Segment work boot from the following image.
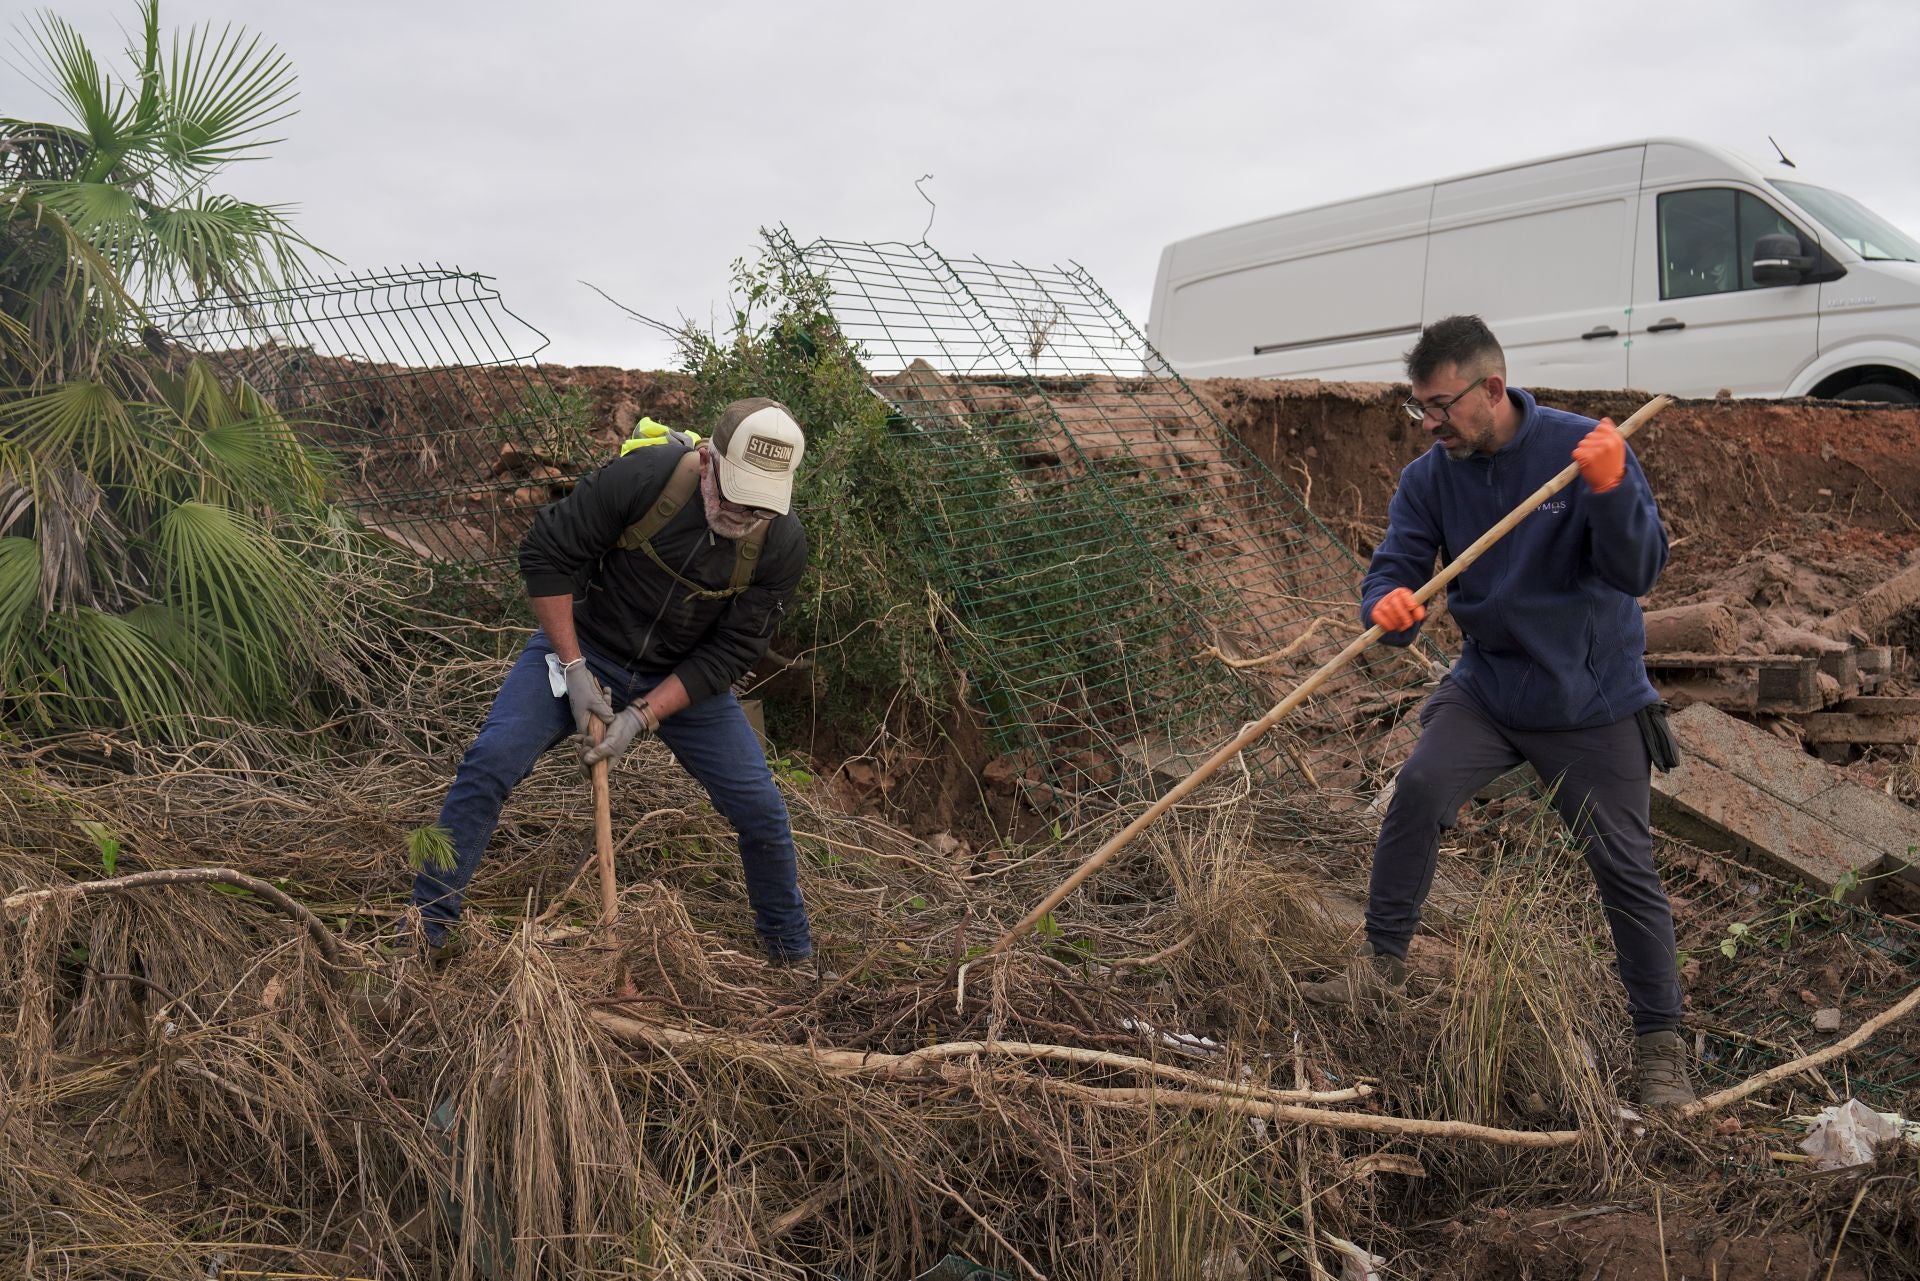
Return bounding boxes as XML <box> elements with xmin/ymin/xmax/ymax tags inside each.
<box><xmin>767</xmin><ymin>951</ymin><xmax>840</xmax><ymax>985</ymax></box>
<box><xmin>1299</xmin><ymin>941</ymin><xmax>1407</xmax><ymax>1009</ymax></box>
<box><xmin>1634</xmin><ymin>1029</ymin><xmax>1698</xmax><ymax>1108</ymax></box>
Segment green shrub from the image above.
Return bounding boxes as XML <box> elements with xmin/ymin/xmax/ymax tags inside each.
<box><xmin>672</xmin><ymin>238</ymin><xmax>951</xmax><ymax>735</ymax></box>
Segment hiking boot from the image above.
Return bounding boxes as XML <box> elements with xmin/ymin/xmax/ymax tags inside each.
<box><xmin>1634</xmin><ymin>1029</ymin><xmax>1697</xmax><ymax>1108</ymax></box>
<box><xmin>767</xmin><ymin>951</ymin><xmax>839</xmax><ymax>985</ymax></box>
<box><xmin>1299</xmin><ymin>941</ymin><xmax>1407</xmax><ymax>1009</ymax></box>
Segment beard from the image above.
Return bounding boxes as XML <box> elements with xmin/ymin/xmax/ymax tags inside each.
<box><xmin>700</xmin><ymin>461</ymin><xmax>771</xmax><ymax>540</ymax></box>
<box><xmin>1438</xmin><ymin>419</ymin><xmax>1495</xmax><ymax>462</ymax></box>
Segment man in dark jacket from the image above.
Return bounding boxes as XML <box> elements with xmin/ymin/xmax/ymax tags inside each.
<box><xmin>1299</xmin><ymin>316</ymin><xmax>1695</xmax><ymax>1107</ymax></box>
<box><xmin>408</xmin><ymin>398</ymin><xmax>815</xmax><ymax>964</ymax></box>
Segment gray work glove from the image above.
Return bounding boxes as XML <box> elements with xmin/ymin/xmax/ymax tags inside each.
<box><xmin>561</xmin><ymin>658</ymin><xmax>614</xmax><ymax>736</ymax></box>
<box><xmin>579</xmin><ymin>703</ymin><xmax>658</xmax><ymax>767</ymax></box>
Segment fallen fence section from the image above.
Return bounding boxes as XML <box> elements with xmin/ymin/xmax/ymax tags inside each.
<box><xmin>149</xmin><ymin>265</ymin><xmax>581</xmax><ymax>563</ymax></box>
<box><xmin>784</xmin><ymin>233</ymin><xmax>1437</xmax><ymax>813</ymax></box>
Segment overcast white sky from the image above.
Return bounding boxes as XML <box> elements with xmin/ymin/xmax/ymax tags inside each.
<box><xmin>12</xmin><ymin>0</ymin><xmax>1920</xmax><ymax>370</ymax></box>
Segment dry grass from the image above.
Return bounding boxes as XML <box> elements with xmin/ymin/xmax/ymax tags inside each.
<box><xmin>1</xmin><ymin>634</ymin><xmax>1910</xmax><ymax>1278</ymax></box>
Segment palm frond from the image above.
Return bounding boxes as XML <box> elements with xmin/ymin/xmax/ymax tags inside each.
<box><xmin>0</xmin><ymin>377</ymin><xmax>151</xmax><ymax>476</ymax></box>
<box><xmin>15</xmin><ymin>8</ymin><xmax>130</xmax><ymax>158</ymax></box>
<box><xmin>0</xmin><ymin>193</ymin><xmax>139</xmax><ymax>357</ymax></box>
<box><xmin>0</xmin><ymin>536</ymin><xmax>58</xmax><ymax>725</ymax></box>
<box><xmin>161</xmin><ymin>15</ymin><xmax>297</xmax><ymax>168</ymax></box>
<box><xmin>138</xmin><ymin>191</ymin><xmax>314</xmax><ymax>298</ymax></box>
<box><xmin>0</xmin><ymin>118</ymin><xmax>95</xmax><ymax>183</ymax></box>
<box><xmin>152</xmin><ymin>498</ymin><xmax>318</xmax><ymax>705</ymax></box>
<box><xmin>44</xmin><ymin>601</ymin><xmax>196</xmax><ymax>728</ymax></box>
<box><xmin>0</xmin><ymin>534</ymin><xmax>44</xmax><ymax>633</ymax></box>
<box><xmin>17</xmin><ymin>179</ymin><xmax>150</xmax><ymax>291</ymax></box>
<box><xmin>184</xmin><ymin>409</ymin><xmax>323</xmax><ymax>509</ymax></box>
<box><xmin>126</xmin><ymin>0</ymin><xmax>165</xmax><ymax>142</ymax></box>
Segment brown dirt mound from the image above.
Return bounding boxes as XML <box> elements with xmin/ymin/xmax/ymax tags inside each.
<box><xmin>1202</xmin><ymin>379</ymin><xmax>1920</xmax><ymax>605</ymax></box>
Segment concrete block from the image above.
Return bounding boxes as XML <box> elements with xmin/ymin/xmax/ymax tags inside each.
<box><xmin>1652</xmin><ymin>756</ymin><xmax>1870</xmax><ymax>894</ymax></box>
<box><xmin>1652</xmin><ymin>703</ymin><xmax>1920</xmax><ymax>904</ymax></box>
<box><xmin>1665</xmin><ymin>703</ymin><xmax>1833</xmax><ymax>804</ymax></box>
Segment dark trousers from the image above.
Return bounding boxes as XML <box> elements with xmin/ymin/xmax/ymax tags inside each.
<box><xmin>1364</xmin><ymin>678</ymin><xmax>1684</xmax><ymax>1035</ymax></box>
<box><xmin>408</xmin><ymin>631</ymin><xmax>812</xmax><ymax>961</ymax></box>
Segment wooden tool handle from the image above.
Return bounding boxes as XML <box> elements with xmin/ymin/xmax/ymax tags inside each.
<box><xmin>590</xmin><ymin>719</ymin><xmax>617</xmax><ymax>925</ymax></box>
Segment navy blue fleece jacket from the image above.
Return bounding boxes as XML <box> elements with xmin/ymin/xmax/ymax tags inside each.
<box><xmin>1361</xmin><ymin>387</ymin><xmax>1666</xmax><ymax>731</ymax></box>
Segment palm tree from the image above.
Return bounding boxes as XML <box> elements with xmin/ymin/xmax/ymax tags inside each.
<box><xmin>0</xmin><ymin>1</ymin><xmax>377</xmax><ymax>735</ymax></box>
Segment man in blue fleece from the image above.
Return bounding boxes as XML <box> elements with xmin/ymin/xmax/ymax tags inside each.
<box><xmin>1299</xmin><ymin>315</ymin><xmax>1694</xmax><ymax>1107</ymax></box>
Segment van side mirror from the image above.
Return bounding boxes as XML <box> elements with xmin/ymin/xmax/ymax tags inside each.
<box><xmin>1752</xmin><ymin>232</ymin><xmax>1816</xmax><ymax>285</ymax></box>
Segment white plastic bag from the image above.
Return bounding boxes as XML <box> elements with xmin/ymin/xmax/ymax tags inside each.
<box><xmin>1798</xmin><ymin>1098</ymin><xmax>1906</xmax><ymax>1170</ymax></box>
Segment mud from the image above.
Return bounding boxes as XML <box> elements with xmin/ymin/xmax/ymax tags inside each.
<box><xmin>1433</xmin><ymin>1204</ymin><xmax>1869</xmax><ymax>1280</ymax></box>
<box><xmin>1202</xmin><ymin>379</ymin><xmax>1920</xmax><ymax>609</ymax></box>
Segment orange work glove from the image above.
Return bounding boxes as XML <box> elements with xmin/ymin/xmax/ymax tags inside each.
<box><xmin>1371</xmin><ymin>586</ymin><xmax>1426</xmax><ymax>632</ymax></box>
<box><xmin>1572</xmin><ymin>419</ymin><xmax>1626</xmax><ymax>494</ymax></box>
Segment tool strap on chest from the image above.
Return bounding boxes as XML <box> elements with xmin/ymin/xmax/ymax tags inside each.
<box><xmin>614</xmin><ymin>449</ymin><xmax>763</xmax><ymax>599</ymax></box>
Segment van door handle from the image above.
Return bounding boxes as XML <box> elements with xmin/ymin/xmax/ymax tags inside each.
<box><xmin>1581</xmin><ymin>326</ymin><xmax>1618</xmax><ymax>340</ymax></box>
<box><xmin>1645</xmin><ymin>319</ymin><xmax>1687</xmax><ymax>333</ymax></box>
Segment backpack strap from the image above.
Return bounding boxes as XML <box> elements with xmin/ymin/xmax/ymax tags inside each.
<box><xmin>616</xmin><ymin>449</ymin><xmax>702</xmax><ymax>552</ymax></box>
<box><xmin>614</xmin><ymin>448</ymin><xmax>767</xmax><ymax>599</ymax></box>
<box><xmin>730</xmin><ymin>523</ymin><xmax>766</xmax><ymax>594</ymax></box>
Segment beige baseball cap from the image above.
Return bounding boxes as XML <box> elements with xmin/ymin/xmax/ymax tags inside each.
<box><xmin>710</xmin><ymin>398</ymin><xmax>806</xmax><ymax>515</ymax></box>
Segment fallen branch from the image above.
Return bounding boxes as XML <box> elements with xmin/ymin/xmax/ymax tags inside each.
<box><xmin>3</xmin><ymin>868</ymin><xmax>345</xmax><ymax>968</ymax></box>
<box><xmin>593</xmin><ymin>1010</ymin><xmax>1368</xmax><ymax>1104</ymax></box>
<box><xmin>1033</xmin><ymin>1078</ymin><xmax>1581</xmax><ymax>1148</ymax></box>
<box><xmin>1204</xmin><ymin>617</ymin><xmax>1338</xmax><ymax>669</ymax></box>
<box><xmin>594</xmin><ymin>1011</ymin><xmax>1580</xmax><ymax>1147</ymax></box>
<box><xmin>1683</xmin><ymin>982</ymin><xmax>1920</xmax><ymax>1118</ymax></box>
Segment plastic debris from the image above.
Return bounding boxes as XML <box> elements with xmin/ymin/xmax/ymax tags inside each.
<box><xmin>1321</xmin><ymin>1232</ymin><xmax>1387</xmax><ymax>1281</ymax></box>
<box><xmin>1796</xmin><ymin>1098</ymin><xmax>1920</xmax><ymax>1170</ymax></box>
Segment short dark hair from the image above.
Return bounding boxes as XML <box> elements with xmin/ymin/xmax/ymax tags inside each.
<box><xmin>1405</xmin><ymin>314</ymin><xmax>1506</xmax><ymax>385</ymax></box>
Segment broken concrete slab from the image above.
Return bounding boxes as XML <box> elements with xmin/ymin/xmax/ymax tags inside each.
<box><xmin>1661</xmin><ymin>702</ymin><xmax>1836</xmax><ymax>804</ymax></box>
<box><xmin>1651</xmin><ymin>703</ymin><xmax>1920</xmax><ymax>904</ymax></box>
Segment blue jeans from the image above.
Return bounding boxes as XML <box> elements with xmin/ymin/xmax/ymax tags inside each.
<box><xmin>409</xmin><ymin>631</ymin><xmax>812</xmax><ymax>960</ymax></box>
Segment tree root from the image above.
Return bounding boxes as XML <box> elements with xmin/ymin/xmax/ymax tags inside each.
<box><xmin>1682</xmin><ymin>982</ymin><xmax>1920</xmax><ymax>1118</ymax></box>
<box><xmin>593</xmin><ymin>1009</ymin><xmax>1585</xmax><ymax>1147</ymax></box>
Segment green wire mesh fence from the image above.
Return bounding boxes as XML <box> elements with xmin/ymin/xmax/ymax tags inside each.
<box><xmin>783</xmin><ymin>233</ymin><xmax>1438</xmax><ymax>812</ymax></box>
<box><xmin>1668</xmin><ymin>856</ymin><xmax>1920</xmax><ymax>1111</ymax></box>
<box><xmin>148</xmin><ymin>265</ymin><xmax>584</xmax><ymax>562</ymax></box>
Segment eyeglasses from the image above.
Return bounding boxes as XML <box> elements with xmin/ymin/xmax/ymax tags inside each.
<box><xmin>1402</xmin><ymin>376</ymin><xmax>1487</xmax><ymax>425</ymax></box>
<box><xmin>720</xmin><ymin>499</ymin><xmax>780</xmax><ymax>522</ymax></box>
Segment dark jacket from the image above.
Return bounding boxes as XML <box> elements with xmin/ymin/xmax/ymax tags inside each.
<box><xmin>519</xmin><ymin>445</ymin><xmax>807</xmax><ymax>705</ymax></box>
<box><xmin>1361</xmin><ymin>387</ymin><xmax>1666</xmax><ymax>731</ymax></box>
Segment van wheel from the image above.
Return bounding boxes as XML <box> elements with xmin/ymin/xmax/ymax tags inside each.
<box><xmin>1834</xmin><ymin>382</ymin><xmax>1919</xmax><ymax>405</ymax></box>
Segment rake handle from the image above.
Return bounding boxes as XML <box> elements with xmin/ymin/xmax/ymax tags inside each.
<box><xmin>988</xmin><ymin>394</ymin><xmax>1673</xmax><ymax>957</ymax></box>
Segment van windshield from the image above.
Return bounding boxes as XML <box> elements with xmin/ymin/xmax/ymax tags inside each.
<box><xmin>1774</xmin><ymin>181</ymin><xmax>1920</xmax><ymax>262</ymax></box>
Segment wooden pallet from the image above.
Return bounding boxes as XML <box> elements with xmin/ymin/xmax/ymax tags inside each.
<box><xmin>1645</xmin><ymin>645</ymin><xmax>1897</xmax><ymax>716</ymax></box>
<box><xmin>1647</xmin><ymin>646</ymin><xmax>1914</xmax><ymax>758</ymax></box>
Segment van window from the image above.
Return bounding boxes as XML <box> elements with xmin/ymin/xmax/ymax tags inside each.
<box><xmin>1772</xmin><ymin>180</ymin><xmax>1920</xmax><ymax>262</ymax></box>
<box><xmin>1657</xmin><ymin>189</ymin><xmax>1803</xmax><ymax>299</ymax></box>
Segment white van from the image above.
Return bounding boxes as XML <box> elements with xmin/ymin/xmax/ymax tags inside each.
<box><xmin>1146</xmin><ymin>139</ymin><xmax>1920</xmax><ymax>403</ymax></box>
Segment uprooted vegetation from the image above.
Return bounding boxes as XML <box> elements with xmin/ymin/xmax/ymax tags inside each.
<box><xmin>7</xmin><ymin>195</ymin><xmax>1920</xmax><ymax>1275</ymax></box>
<box><xmin>10</xmin><ymin>343</ymin><xmax>1920</xmax><ymax>1274</ymax></box>
<box><xmin>4</xmin><ymin>630</ymin><xmax>1919</xmax><ymax>1278</ymax></box>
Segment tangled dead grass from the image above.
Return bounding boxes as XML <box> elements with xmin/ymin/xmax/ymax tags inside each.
<box><xmin>2</xmin><ymin>635</ymin><xmax>1915</xmax><ymax>1278</ymax></box>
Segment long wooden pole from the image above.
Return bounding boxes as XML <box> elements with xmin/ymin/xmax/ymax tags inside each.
<box><xmin>988</xmin><ymin>394</ymin><xmax>1674</xmax><ymax>957</ymax></box>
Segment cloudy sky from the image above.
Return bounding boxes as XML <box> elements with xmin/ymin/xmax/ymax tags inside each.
<box><xmin>12</xmin><ymin>0</ymin><xmax>1920</xmax><ymax>370</ymax></box>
